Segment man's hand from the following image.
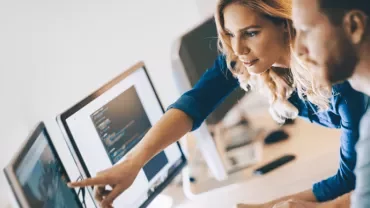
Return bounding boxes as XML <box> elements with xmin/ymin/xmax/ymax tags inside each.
<box><xmin>235</xmin><ymin>199</ymin><xmax>318</xmax><ymax>208</ymax></box>
<box><xmin>272</xmin><ymin>199</ymin><xmax>318</xmax><ymax>208</ymax></box>
<box><xmin>235</xmin><ymin>203</ymin><xmax>267</xmax><ymax>208</ymax></box>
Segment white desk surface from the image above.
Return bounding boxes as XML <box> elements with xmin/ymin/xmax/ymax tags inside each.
<box><xmin>174</xmin><ymin>114</ymin><xmax>341</xmax><ymax>208</ymax></box>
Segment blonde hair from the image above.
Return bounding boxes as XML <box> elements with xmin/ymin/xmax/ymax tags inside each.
<box><xmin>215</xmin><ymin>0</ymin><xmax>331</xmax><ymax>123</ymax></box>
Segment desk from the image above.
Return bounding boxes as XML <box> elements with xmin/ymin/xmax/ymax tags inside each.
<box><xmin>171</xmin><ymin>113</ymin><xmax>341</xmax><ymax>208</ymax></box>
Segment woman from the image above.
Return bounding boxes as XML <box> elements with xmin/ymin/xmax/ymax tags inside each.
<box><xmin>68</xmin><ymin>0</ymin><xmax>367</xmax><ymax>207</ymax></box>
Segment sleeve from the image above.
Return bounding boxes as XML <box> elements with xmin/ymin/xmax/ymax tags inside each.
<box><xmin>312</xmin><ymin>82</ymin><xmax>367</xmax><ymax>202</ymax></box>
<box><xmin>167</xmin><ymin>55</ymin><xmax>239</xmax><ymax>131</ymax></box>
<box><xmin>351</xmin><ymin>106</ymin><xmax>370</xmax><ymax>208</ymax></box>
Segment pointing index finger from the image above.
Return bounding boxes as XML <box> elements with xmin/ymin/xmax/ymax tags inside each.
<box><xmin>68</xmin><ymin>176</ymin><xmax>109</xmax><ymax>188</ymax></box>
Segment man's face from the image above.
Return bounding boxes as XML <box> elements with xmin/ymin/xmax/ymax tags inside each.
<box><xmin>292</xmin><ymin>0</ymin><xmax>357</xmax><ymax>84</ymax></box>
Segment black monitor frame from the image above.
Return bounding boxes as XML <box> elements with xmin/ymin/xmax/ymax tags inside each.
<box><xmin>57</xmin><ymin>61</ymin><xmax>187</xmax><ymax>208</ymax></box>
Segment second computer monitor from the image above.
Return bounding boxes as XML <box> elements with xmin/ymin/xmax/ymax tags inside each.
<box><xmin>177</xmin><ymin>17</ymin><xmax>245</xmax><ymax>125</ymax></box>
<box><xmin>4</xmin><ymin>122</ymin><xmax>83</xmax><ymax>208</ymax></box>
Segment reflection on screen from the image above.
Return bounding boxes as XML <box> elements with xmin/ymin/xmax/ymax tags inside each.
<box><xmin>15</xmin><ymin>131</ymin><xmax>81</xmax><ymax>208</ymax></box>
<box><xmin>91</xmin><ymin>86</ymin><xmax>152</xmax><ymax>164</ymax></box>
<box><xmin>90</xmin><ymin>86</ymin><xmax>169</xmax><ymax>181</ymax></box>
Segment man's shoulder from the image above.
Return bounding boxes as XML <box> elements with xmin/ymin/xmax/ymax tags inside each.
<box><xmin>332</xmin><ymin>81</ymin><xmax>354</xmax><ymax>94</ymax></box>
<box><xmin>331</xmin><ymin>81</ymin><xmax>366</xmax><ymax>107</ymax></box>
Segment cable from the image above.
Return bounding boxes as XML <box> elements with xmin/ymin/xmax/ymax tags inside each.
<box><xmin>75</xmin><ymin>176</ymin><xmax>87</xmax><ymax>208</ymax></box>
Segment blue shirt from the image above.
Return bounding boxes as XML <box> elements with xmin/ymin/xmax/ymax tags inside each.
<box><xmin>167</xmin><ymin>55</ymin><xmax>367</xmax><ymax>202</ymax></box>
<box><xmin>352</xmin><ymin>104</ymin><xmax>370</xmax><ymax>208</ymax></box>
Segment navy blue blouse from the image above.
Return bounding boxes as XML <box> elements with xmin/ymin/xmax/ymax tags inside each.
<box><xmin>168</xmin><ymin>55</ymin><xmax>368</xmax><ymax>202</ymax></box>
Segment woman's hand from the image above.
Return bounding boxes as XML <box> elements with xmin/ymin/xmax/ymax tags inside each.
<box><xmin>68</xmin><ymin>158</ymin><xmax>141</xmax><ymax>208</ymax></box>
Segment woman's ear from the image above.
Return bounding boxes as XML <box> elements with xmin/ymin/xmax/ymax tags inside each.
<box><xmin>343</xmin><ymin>10</ymin><xmax>368</xmax><ymax>44</ymax></box>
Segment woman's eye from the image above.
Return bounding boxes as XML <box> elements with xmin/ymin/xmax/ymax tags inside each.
<box><xmin>244</xmin><ymin>31</ymin><xmax>259</xmax><ymax>37</ymax></box>
<box><xmin>225</xmin><ymin>32</ymin><xmax>234</xmax><ymax>38</ymax></box>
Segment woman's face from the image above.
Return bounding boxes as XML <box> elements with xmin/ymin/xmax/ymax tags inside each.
<box><xmin>223</xmin><ymin>3</ymin><xmax>288</xmax><ymax>74</ymax></box>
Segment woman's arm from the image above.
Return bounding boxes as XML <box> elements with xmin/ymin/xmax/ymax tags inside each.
<box><xmin>69</xmin><ymin>55</ymin><xmax>240</xmax><ymax>207</ymax></box>
<box><xmin>168</xmin><ymin>55</ymin><xmax>240</xmax><ymax>131</ymax></box>
<box><xmin>129</xmin><ymin>108</ymin><xmax>193</xmax><ymax>167</ymax></box>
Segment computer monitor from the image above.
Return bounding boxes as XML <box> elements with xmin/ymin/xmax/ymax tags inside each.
<box><xmin>173</xmin><ymin>16</ymin><xmax>245</xmax><ymax>125</ymax></box>
<box><xmin>3</xmin><ymin>122</ymin><xmax>83</xmax><ymax>208</ymax></box>
<box><xmin>171</xmin><ymin>16</ymin><xmax>245</xmax><ymax>181</ymax></box>
<box><xmin>57</xmin><ymin>62</ymin><xmax>187</xmax><ymax>208</ymax></box>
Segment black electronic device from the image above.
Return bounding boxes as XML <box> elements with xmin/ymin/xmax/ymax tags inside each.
<box><xmin>264</xmin><ymin>129</ymin><xmax>289</xmax><ymax>145</ymax></box>
<box><xmin>253</xmin><ymin>154</ymin><xmax>296</xmax><ymax>175</ymax></box>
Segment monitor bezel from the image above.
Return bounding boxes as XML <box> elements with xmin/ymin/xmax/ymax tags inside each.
<box><xmin>3</xmin><ymin>122</ymin><xmax>83</xmax><ymax>208</ymax></box>
<box><xmin>57</xmin><ymin>61</ymin><xmax>187</xmax><ymax>208</ymax></box>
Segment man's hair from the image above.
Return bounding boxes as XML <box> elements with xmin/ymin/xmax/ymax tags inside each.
<box><xmin>319</xmin><ymin>0</ymin><xmax>370</xmax><ymax>25</ymax></box>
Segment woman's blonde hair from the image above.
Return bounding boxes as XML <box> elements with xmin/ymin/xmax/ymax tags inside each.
<box><xmin>215</xmin><ymin>0</ymin><xmax>331</xmax><ymax>123</ymax></box>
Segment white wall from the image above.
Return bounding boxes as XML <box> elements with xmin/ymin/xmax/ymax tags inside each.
<box><xmin>0</xmin><ymin>0</ymin><xmax>206</xmax><ymax>207</ymax></box>
<box><xmin>195</xmin><ymin>0</ymin><xmax>218</xmax><ymax>18</ymax></box>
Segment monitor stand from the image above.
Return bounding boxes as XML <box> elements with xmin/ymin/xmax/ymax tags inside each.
<box><xmin>147</xmin><ymin>194</ymin><xmax>174</xmax><ymax>208</ymax></box>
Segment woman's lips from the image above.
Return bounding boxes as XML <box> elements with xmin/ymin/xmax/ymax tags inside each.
<box><xmin>243</xmin><ymin>59</ymin><xmax>259</xmax><ymax>67</ymax></box>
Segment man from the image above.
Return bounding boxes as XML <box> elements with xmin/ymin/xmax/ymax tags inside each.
<box><xmin>292</xmin><ymin>0</ymin><xmax>370</xmax><ymax>207</ymax></box>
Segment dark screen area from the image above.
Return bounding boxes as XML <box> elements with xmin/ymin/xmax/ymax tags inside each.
<box><xmin>91</xmin><ymin>86</ymin><xmax>152</xmax><ymax>164</ymax></box>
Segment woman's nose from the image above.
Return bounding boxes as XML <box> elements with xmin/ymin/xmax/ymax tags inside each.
<box><xmin>234</xmin><ymin>38</ymin><xmax>250</xmax><ymax>56</ymax></box>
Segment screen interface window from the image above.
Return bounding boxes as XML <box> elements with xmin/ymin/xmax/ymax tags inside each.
<box><xmin>90</xmin><ymin>86</ymin><xmax>169</xmax><ymax>181</ymax></box>
<box><xmin>65</xmin><ymin>68</ymin><xmax>183</xmax><ymax>207</ymax></box>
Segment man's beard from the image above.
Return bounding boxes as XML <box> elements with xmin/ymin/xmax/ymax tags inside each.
<box><xmin>323</xmin><ymin>55</ymin><xmax>357</xmax><ymax>85</ymax></box>
<box><xmin>324</xmin><ymin>35</ymin><xmax>358</xmax><ymax>85</ymax></box>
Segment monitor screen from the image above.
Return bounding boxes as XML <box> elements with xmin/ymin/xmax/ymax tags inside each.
<box><xmin>58</xmin><ymin>62</ymin><xmax>186</xmax><ymax>208</ymax></box>
<box><xmin>178</xmin><ymin>17</ymin><xmax>245</xmax><ymax>125</ymax></box>
<box><xmin>4</xmin><ymin>123</ymin><xmax>83</xmax><ymax>208</ymax></box>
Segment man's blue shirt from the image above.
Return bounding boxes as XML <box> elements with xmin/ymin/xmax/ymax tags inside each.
<box><xmin>168</xmin><ymin>55</ymin><xmax>368</xmax><ymax>202</ymax></box>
